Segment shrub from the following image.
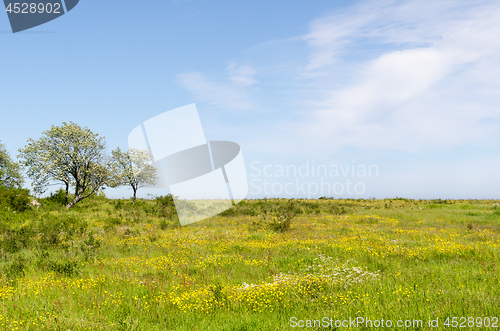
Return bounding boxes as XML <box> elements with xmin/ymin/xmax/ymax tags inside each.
<box><xmin>46</xmin><ymin>188</ymin><xmax>67</xmax><ymax>205</ymax></box>
<box><xmin>36</xmin><ymin>214</ymin><xmax>88</xmax><ymax>249</ymax></box>
<box><xmin>156</xmin><ymin>194</ymin><xmax>175</xmax><ymax>207</ymax></box>
<box><xmin>331</xmin><ymin>205</ymin><xmax>350</xmax><ymax>215</ymax></box>
<box><xmin>48</xmin><ymin>259</ymin><xmax>80</xmax><ymax>276</ymax></box>
<box><xmin>153</xmin><ymin>194</ymin><xmax>178</xmax><ymax>218</ymax></box>
<box><xmin>266</xmin><ymin>214</ymin><xmax>292</xmax><ymax>232</ymax></box>
<box><xmin>122</xmin><ymin>227</ymin><xmax>140</xmax><ymax>238</ymax></box>
<box><xmin>4</xmin><ymin>255</ymin><xmax>26</xmax><ymax>280</ymax></box>
<box><xmin>158</xmin><ymin>218</ymin><xmax>179</xmax><ymax>230</ymax></box>
<box><xmin>0</xmin><ymin>225</ymin><xmax>33</xmax><ymax>254</ymax></box>
<box><xmin>34</xmin><ymin>250</ymin><xmax>49</xmax><ymax>268</ymax></box>
<box><xmin>80</xmin><ymin>232</ymin><xmax>101</xmax><ymax>261</ymax></box>
<box><xmin>252</xmin><ymin>212</ymin><xmax>293</xmax><ymax>233</ymax></box>
<box><xmin>114</xmin><ymin>199</ymin><xmax>124</xmax><ymax>210</ymax></box>
<box><xmin>103</xmin><ymin>216</ymin><xmax>122</xmax><ymax>230</ymax></box>
<box><xmin>0</xmin><ymin>186</ymin><xmax>31</xmax><ymax>212</ymax></box>
<box><xmin>34</xmin><ymin>251</ymin><xmax>80</xmax><ymax>276</ymax></box>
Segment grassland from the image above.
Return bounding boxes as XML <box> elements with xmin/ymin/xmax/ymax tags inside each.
<box><xmin>0</xmin><ymin>196</ymin><xmax>499</xmax><ymax>330</ymax></box>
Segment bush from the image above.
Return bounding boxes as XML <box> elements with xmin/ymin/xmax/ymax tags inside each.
<box><xmin>46</xmin><ymin>188</ymin><xmax>67</xmax><ymax>205</ymax></box>
<box><xmin>0</xmin><ymin>214</ymin><xmax>88</xmax><ymax>259</ymax></box>
<box><xmin>266</xmin><ymin>213</ymin><xmax>292</xmax><ymax>232</ymax></box>
<box><xmin>0</xmin><ymin>186</ymin><xmax>31</xmax><ymax>212</ymax></box>
<box><xmin>331</xmin><ymin>205</ymin><xmax>350</xmax><ymax>215</ymax></box>
<box><xmin>48</xmin><ymin>259</ymin><xmax>80</xmax><ymax>276</ymax></box>
<box><xmin>4</xmin><ymin>255</ymin><xmax>26</xmax><ymax>280</ymax></box>
<box><xmin>156</xmin><ymin>194</ymin><xmax>175</xmax><ymax>208</ymax></box>
<box><xmin>252</xmin><ymin>212</ymin><xmax>293</xmax><ymax>233</ymax></box>
<box><xmin>151</xmin><ymin>194</ymin><xmax>178</xmax><ymax>218</ymax></box>
<box><xmin>34</xmin><ymin>251</ymin><xmax>80</xmax><ymax>276</ymax></box>
<box><xmin>114</xmin><ymin>199</ymin><xmax>124</xmax><ymax>210</ymax></box>
<box><xmin>80</xmin><ymin>232</ymin><xmax>101</xmax><ymax>261</ymax></box>
<box><xmin>36</xmin><ymin>215</ymin><xmax>87</xmax><ymax>249</ymax></box>
<box><xmin>158</xmin><ymin>218</ymin><xmax>179</xmax><ymax>230</ymax></box>
<box><xmin>0</xmin><ymin>224</ymin><xmax>33</xmax><ymax>254</ymax></box>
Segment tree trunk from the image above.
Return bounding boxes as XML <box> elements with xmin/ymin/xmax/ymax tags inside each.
<box><xmin>66</xmin><ymin>184</ymin><xmax>102</xmax><ymax>209</ymax></box>
<box><xmin>66</xmin><ymin>195</ymin><xmax>81</xmax><ymax>209</ymax></box>
<box><xmin>65</xmin><ymin>182</ymin><xmax>69</xmax><ymax>204</ymax></box>
<box><xmin>133</xmin><ymin>189</ymin><xmax>137</xmax><ymax>203</ymax></box>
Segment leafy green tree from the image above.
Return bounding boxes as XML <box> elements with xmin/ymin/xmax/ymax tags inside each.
<box><xmin>0</xmin><ymin>141</ymin><xmax>24</xmax><ymax>188</ymax></box>
<box><xmin>110</xmin><ymin>147</ymin><xmax>158</xmax><ymax>202</ymax></box>
<box><xmin>18</xmin><ymin>122</ymin><xmax>111</xmax><ymax>208</ymax></box>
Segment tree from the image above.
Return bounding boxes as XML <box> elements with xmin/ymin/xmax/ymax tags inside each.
<box><xmin>18</xmin><ymin>122</ymin><xmax>111</xmax><ymax>208</ymax></box>
<box><xmin>0</xmin><ymin>141</ymin><xmax>24</xmax><ymax>188</ymax></box>
<box><xmin>17</xmin><ymin>137</ymin><xmax>72</xmax><ymax>199</ymax></box>
<box><xmin>110</xmin><ymin>147</ymin><xmax>158</xmax><ymax>202</ymax></box>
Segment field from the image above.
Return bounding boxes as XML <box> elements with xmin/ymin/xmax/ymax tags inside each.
<box><xmin>0</xmin><ymin>196</ymin><xmax>499</xmax><ymax>330</ymax></box>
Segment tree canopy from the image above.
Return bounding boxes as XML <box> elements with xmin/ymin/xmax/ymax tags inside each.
<box><xmin>18</xmin><ymin>122</ymin><xmax>111</xmax><ymax>208</ymax></box>
<box><xmin>0</xmin><ymin>141</ymin><xmax>24</xmax><ymax>188</ymax></box>
<box><xmin>110</xmin><ymin>147</ymin><xmax>158</xmax><ymax>202</ymax></box>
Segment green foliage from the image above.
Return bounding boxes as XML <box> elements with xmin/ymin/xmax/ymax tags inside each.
<box><xmin>46</xmin><ymin>188</ymin><xmax>68</xmax><ymax>205</ymax></box>
<box><xmin>0</xmin><ymin>186</ymin><xmax>30</xmax><ymax>212</ymax></box>
<box><xmin>266</xmin><ymin>213</ymin><xmax>292</xmax><ymax>232</ymax></box>
<box><xmin>110</xmin><ymin>147</ymin><xmax>158</xmax><ymax>202</ymax></box>
<box><xmin>48</xmin><ymin>259</ymin><xmax>80</xmax><ymax>276</ymax></box>
<box><xmin>0</xmin><ymin>197</ymin><xmax>498</xmax><ymax>329</ymax></box>
<box><xmin>221</xmin><ymin>198</ymin><xmax>352</xmax><ymax>217</ymax></box>
<box><xmin>37</xmin><ymin>215</ymin><xmax>88</xmax><ymax>249</ymax></box>
<box><xmin>158</xmin><ymin>218</ymin><xmax>176</xmax><ymax>229</ymax></box>
<box><xmin>80</xmin><ymin>232</ymin><xmax>101</xmax><ymax>261</ymax></box>
<box><xmin>432</xmin><ymin>198</ymin><xmax>452</xmax><ymax>204</ymax></box>
<box><xmin>114</xmin><ymin>199</ymin><xmax>125</xmax><ymax>210</ymax></box>
<box><xmin>34</xmin><ymin>253</ymin><xmax>81</xmax><ymax>277</ymax></box>
<box><xmin>252</xmin><ymin>212</ymin><xmax>293</xmax><ymax>232</ymax></box>
<box><xmin>18</xmin><ymin>122</ymin><xmax>111</xmax><ymax>208</ymax></box>
<box><xmin>84</xmin><ymin>188</ymin><xmax>108</xmax><ymax>201</ymax></box>
<box><xmin>152</xmin><ymin>194</ymin><xmax>178</xmax><ymax>219</ymax></box>
<box><xmin>0</xmin><ymin>213</ymin><xmax>88</xmax><ymax>259</ymax></box>
<box><xmin>4</xmin><ymin>255</ymin><xmax>26</xmax><ymax>281</ymax></box>
<box><xmin>209</xmin><ymin>282</ymin><xmax>227</xmax><ymax>305</ymax></box>
<box><xmin>0</xmin><ymin>141</ymin><xmax>24</xmax><ymax>188</ymax></box>
<box><xmin>330</xmin><ymin>205</ymin><xmax>350</xmax><ymax>215</ymax></box>
<box><xmin>0</xmin><ymin>223</ymin><xmax>32</xmax><ymax>254</ymax></box>
<box><xmin>155</xmin><ymin>194</ymin><xmax>175</xmax><ymax>208</ymax></box>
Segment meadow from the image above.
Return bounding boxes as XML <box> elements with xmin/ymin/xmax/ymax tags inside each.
<box><xmin>0</xmin><ymin>194</ymin><xmax>499</xmax><ymax>330</ymax></box>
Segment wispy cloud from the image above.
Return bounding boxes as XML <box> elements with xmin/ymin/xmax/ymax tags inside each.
<box><xmin>177</xmin><ymin>62</ymin><xmax>257</xmax><ymax>110</ymax></box>
<box><xmin>297</xmin><ymin>0</ymin><xmax>500</xmax><ymax>152</ymax></box>
<box><xmin>302</xmin><ymin>0</ymin><xmax>388</xmax><ymax>74</ymax></box>
<box><xmin>175</xmin><ymin>0</ymin><xmax>500</xmax><ymax>156</ymax></box>
<box><xmin>226</xmin><ymin>62</ymin><xmax>257</xmax><ymax>86</ymax></box>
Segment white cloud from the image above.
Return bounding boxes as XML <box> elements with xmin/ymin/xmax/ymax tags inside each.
<box><xmin>226</xmin><ymin>62</ymin><xmax>257</xmax><ymax>86</ymax></box>
<box><xmin>174</xmin><ymin>0</ymin><xmax>500</xmax><ymax>157</ymax></box>
<box><xmin>337</xmin><ymin>48</ymin><xmax>453</xmax><ymax>110</ymax></box>
<box><xmin>303</xmin><ymin>0</ymin><xmax>388</xmax><ymax>74</ymax></box>
<box><xmin>297</xmin><ymin>0</ymin><xmax>500</xmax><ymax>152</ymax></box>
<box><xmin>177</xmin><ymin>63</ymin><xmax>257</xmax><ymax>110</ymax></box>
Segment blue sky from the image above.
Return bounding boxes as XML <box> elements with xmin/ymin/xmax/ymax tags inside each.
<box><xmin>1</xmin><ymin>0</ymin><xmax>500</xmax><ymax>199</ymax></box>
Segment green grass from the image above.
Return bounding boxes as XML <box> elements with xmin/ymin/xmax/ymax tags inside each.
<box><xmin>0</xmin><ymin>197</ymin><xmax>499</xmax><ymax>330</ymax></box>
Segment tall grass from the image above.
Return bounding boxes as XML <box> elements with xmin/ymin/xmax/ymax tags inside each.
<box><xmin>0</xmin><ymin>197</ymin><xmax>499</xmax><ymax>330</ymax></box>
